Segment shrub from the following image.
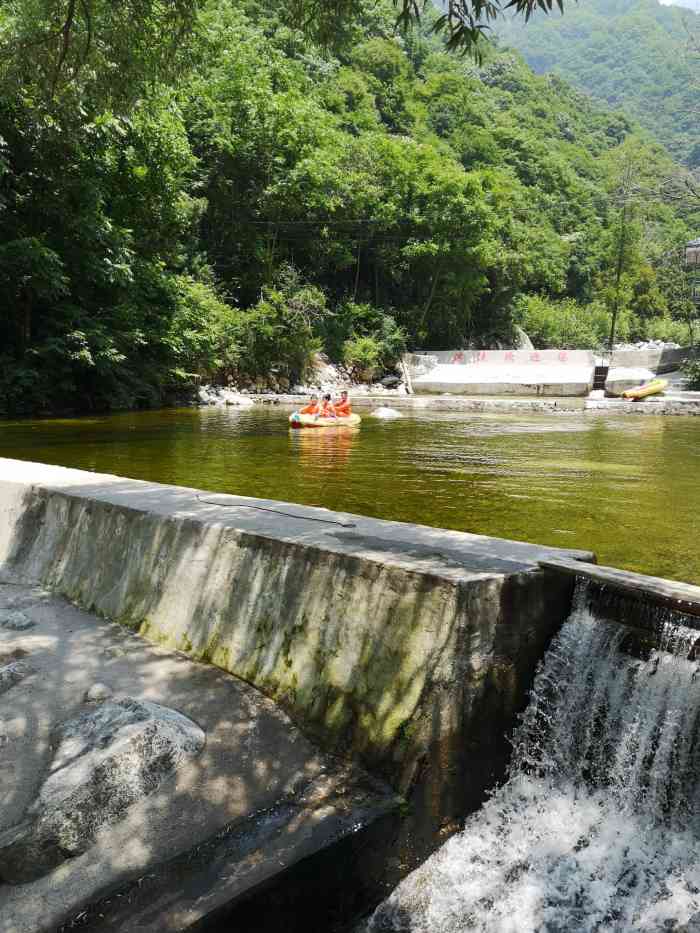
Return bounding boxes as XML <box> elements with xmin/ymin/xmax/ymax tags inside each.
<box><xmin>634</xmin><ymin>316</ymin><xmax>689</xmax><ymax>346</ymax></box>
<box><xmin>514</xmin><ymin>295</ymin><xmax>617</xmax><ymax>349</ymax></box>
<box><xmin>0</xmin><ymin>357</ymin><xmax>51</xmax><ymax>417</ymax></box>
<box><xmin>332</xmin><ymin>301</ymin><xmax>406</xmax><ymax>379</ymax></box>
<box><xmin>373</xmin><ymin>313</ymin><xmax>407</xmax><ymax>369</ymax></box>
<box><xmin>165</xmin><ymin>276</ymin><xmax>242</xmax><ymax>383</ymax></box>
<box><xmin>342</xmin><ymin>334</ymin><xmax>382</xmax><ymax>380</ymax></box>
<box><xmin>231</xmin><ymin>265</ymin><xmax>328</xmax><ymax>384</ymax></box>
<box><xmin>682</xmin><ymin>359</ymin><xmax>700</xmax><ymax>390</ymax></box>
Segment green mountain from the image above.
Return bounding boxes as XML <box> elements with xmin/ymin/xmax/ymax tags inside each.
<box><xmin>496</xmin><ymin>0</ymin><xmax>700</xmax><ymax>165</ymax></box>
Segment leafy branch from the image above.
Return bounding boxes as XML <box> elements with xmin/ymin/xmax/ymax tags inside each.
<box><xmin>397</xmin><ymin>0</ymin><xmax>564</xmax><ymax>55</ymax></box>
<box><xmin>286</xmin><ymin>0</ymin><xmax>564</xmax><ymax>57</ymax></box>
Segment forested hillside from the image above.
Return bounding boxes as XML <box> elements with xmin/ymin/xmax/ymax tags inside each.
<box><xmin>497</xmin><ymin>0</ymin><xmax>700</xmax><ymax>165</ymax></box>
<box><xmin>0</xmin><ymin>0</ymin><xmax>695</xmax><ymax>414</ymax></box>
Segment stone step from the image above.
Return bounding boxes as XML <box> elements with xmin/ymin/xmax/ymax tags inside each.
<box><xmin>592</xmin><ymin>365</ymin><xmax>609</xmax><ymax>390</ymax></box>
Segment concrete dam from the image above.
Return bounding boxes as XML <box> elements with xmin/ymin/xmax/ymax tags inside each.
<box><xmin>404</xmin><ymin>346</ymin><xmax>693</xmax><ymax>397</ymax></box>
<box><xmin>1</xmin><ymin>458</ymin><xmax>700</xmax><ymax>931</ymax></box>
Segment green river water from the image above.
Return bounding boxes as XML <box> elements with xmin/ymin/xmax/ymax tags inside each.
<box><xmin>1</xmin><ymin>406</ymin><xmax>698</xmax><ymax>584</ymax></box>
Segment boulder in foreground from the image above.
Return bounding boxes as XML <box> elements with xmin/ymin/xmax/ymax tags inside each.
<box><xmin>0</xmin><ymin>697</ymin><xmax>205</xmax><ymax>884</ymax></box>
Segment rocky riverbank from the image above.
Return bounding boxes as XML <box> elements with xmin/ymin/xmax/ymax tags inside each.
<box><xmin>196</xmin><ymin>353</ymin><xmax>409</xmax><ymax>407</ymax></box>
<box><xmin>195</xmin><ymin>342</ymin><xmax>698</xmax><ymax>411</ymax></box>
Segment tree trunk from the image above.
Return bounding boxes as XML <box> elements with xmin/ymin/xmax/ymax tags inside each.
<box><xmin>19</xmin><ymin>291</ymin><xmax>32</xmax><ymax>356</ymax></box>
<box><xmin>418</xmin><ymin>259</ymin><xmax>443</xmax><ymax>332</ymax></box>
<box><xmin>608</xmin><ymin>203</ymin><xmax>628</xmax><ymax>354</ymax></box>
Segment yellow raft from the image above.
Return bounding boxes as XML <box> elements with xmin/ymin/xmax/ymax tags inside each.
<box><xmin>289</xmin><ymin>412</ymin><xmax>362</xmax><ymax>429</ymax></box>
<box><xmin>621</xmin><ymin>378</ymin><xmax>668</xmax><ymax>401</ymax></box>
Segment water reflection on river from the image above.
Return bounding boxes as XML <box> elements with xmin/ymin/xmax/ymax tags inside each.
<box><xmin>1</xmin><ymin>406</ymin><xmax>698</xmax><ymax>583</ymax></box>
<box><xmin>290</xmin><ymin>424</ymin><xmax>359</xmax><ymax>473</ymax></box>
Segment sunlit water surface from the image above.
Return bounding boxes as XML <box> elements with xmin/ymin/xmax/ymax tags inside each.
<box><xmin>1</xmin><ymin>406</ymin><xmax>698</xmax><ymax>583</ymax></box>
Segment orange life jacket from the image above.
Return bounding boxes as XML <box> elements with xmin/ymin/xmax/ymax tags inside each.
<box><xmin>320</xmin><ymin>401</ymin><xmax>336</xmax><ymax>417</ymax></box>
<box><xmin>335</xmin><ymin>399</ymin><xmax>351</xmax><ymax>416</ymax></box>
<box><xmin>300</xmin><ymin>402</ymin><xmax>319</xmax><ymax>415</ymax></box>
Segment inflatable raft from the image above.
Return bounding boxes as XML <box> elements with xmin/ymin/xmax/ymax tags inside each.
<box><xmin>289</xmin><ymin>412</ymin><xmax>362</xmax><ymax>429</ymax></box>
<box><xmin>621</xmin><ymin>378</ymin><xmax>668</xmax><ymax>401</ymax></box>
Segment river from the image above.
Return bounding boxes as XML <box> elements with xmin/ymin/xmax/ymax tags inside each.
<box><xmin>1</xmin><ymin>406</ymin><xmax>698</xmax><ymax>584</ymax></box>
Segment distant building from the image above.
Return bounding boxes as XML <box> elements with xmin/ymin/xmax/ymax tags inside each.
<box><xmin>685</xmin><ymin>238</ymin><xmax>700</xmax><ymax>304</ymax></box>
<box><xmin>685</xmin><ymin>238</ymin><xmax>700</xmax><ymax>268</ymax></box>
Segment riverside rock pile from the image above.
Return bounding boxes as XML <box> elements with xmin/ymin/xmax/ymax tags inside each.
<box><xmin>197</xmin><ymin>354</ymin><xmax>408</xmax><ymax>403</ymax></box>
<box><xmin>613</xmin><ymin>340</ymin><xmax>681</xmax><ymax>351</ymax></box>
<box><xmin>287</xmin><ymin>354</ymin><xmax>408</xmax><ymax>396</ymax></box>
<box><xmin>291</xmin><ymin>379</ymin><xmax>408</xmax><ymax>397</ymax></box>
<box><xmin>197</xmin><ymin>386</ymin><xmax>254</xmax><ymax>407</ymax></box>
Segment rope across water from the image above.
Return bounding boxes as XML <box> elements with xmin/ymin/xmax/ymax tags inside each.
<box><xmin>195</xmin><ymin>494</ymin><xmax>356</xmax><ymax>528</ymax></box>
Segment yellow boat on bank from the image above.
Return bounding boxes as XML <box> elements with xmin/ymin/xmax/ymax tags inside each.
<box><xmin>621</xmin><ymin>378</ymin><xmax>668</xmax><ymax>401</ymax></box>
<box><xmin>289</xmin><ymin>412</ymin><xmax>362</xmax><ymax>429</ymax></box>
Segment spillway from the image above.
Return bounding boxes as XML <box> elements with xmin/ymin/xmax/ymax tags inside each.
<box><xmin>369</xmin><ymin>584</ymin><xmax>700</xmax><ymax>932</ymax></box>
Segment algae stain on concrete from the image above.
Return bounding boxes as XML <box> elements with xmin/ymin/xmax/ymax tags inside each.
<box><xmin>0</xmin><ymin>474</ymin><xmax>578</xmax><ymax>799</ymax></box>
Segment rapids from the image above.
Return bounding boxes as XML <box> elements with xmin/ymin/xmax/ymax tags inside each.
<box><xmin>369</xmin><ymin>587</ymin><xmax>700</xmax><ymax>932</ymax></box>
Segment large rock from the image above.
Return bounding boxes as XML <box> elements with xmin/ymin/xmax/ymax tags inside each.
<box><xmin>0</xmin><ymin>697</ymin><xmax>204</xmax><ymax>883</ymax></box>
<box><xmin>309</xmin><ymin>352</ymin><xmax>345</xmax><ymax>389</ymax></box>
<box><xmin>0</xmin><ymin>609</ymin><xmax>35</xmax><ymax>631</ymax></box>
<box><xmin>605</xmin><ymin>367</ymin><xmax>656</xmax><ymax>397</ymax></box>
<box><xmin>0</xmin><ymin>658</ymin><xmax>33</xmax><ymax>694</ymax></box>
<box><xmin>84</xmin><ymin>681</ymin><xmax>114</xmax><ymax>702</ymax></box>
<box><xmin>220</xmin><ymin>388</ymin><xmax>254</xmax><ymax>407</ymax></box>
<box><xmin>197</xmin><ymin>385</ymin><xmax>216</xmax><ymax>405</ymax></box>
<box><xmin>197</xmin><ymin>385</ymin><xmax>255</xmax><ymax>407</ymax></box>
<box><xmin>514</xmin><ymin>325</ymin><xmax>534</xmax><ymax>350</ymax></box>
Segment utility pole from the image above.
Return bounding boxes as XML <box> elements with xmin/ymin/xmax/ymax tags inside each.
<box><xmin>607</xmin><ymin>157</ymin><xmax>637</xmax><ymax>356</ymax></box>
<box><xmin>608</xmin><ymin>200</ymin><xmax>629</xmax><ymax>354</ymax></box>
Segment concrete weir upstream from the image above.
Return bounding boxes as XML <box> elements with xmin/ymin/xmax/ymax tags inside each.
<box><xmin>0</xmin><ymin>458</ymin><xmax>596</xmax><ymax>931</ymax></box>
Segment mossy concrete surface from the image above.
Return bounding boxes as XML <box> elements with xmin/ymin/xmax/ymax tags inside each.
<box><xmin>0</xmin><ymin>458</ymin><xmax>592</xmax><ymax>801</ymax></box>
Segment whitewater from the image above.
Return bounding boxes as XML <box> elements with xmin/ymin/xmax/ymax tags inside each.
<box><xmin>369</xmin><ymin>590</ymin><xmax>700</xmax><ymax>932</ymax></box>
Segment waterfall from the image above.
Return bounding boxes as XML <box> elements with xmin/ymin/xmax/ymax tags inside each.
<box><xmin>370</xmin><ymin>585</ymin><xmax>700</xmax><ymax>933</ymax></box>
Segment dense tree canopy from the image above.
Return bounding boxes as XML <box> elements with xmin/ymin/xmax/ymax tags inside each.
<box><xmin>0</xmin><ymin>0</ymin><xmax>697</xmax><ymax>415</ymax></box>
<box><xmin>0</xmin><ymin>0</ymin><xmax>202</xmax><ymax>107</ymax></box>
